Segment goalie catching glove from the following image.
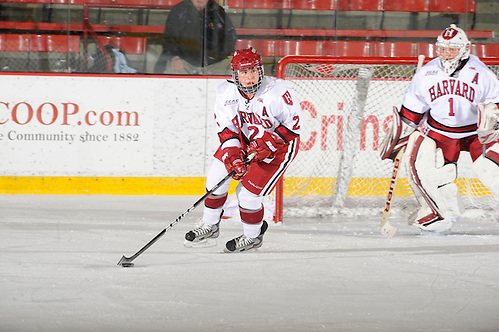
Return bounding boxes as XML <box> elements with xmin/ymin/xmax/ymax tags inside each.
<box><xmin>247</xmin><ymin>131</ymin><xmax>286</xmax><ymax>162</ymax></box>
<box><xmin>221</xmin><ymin>147</ymin><xmax>248</xmax><ymax>180</ymax></box>
<box><xmin>380</xmin><ymin>106</ymin><xmax>416</xmax><ymax>161</ymax></box>
<box><xmin>477</xmin><ymin>103</ymin><xmax>499</xmax><ymax>144</ymax></box>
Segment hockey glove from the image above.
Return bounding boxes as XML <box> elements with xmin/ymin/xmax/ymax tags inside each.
<box><xmin>380</xmin><ymin>106</ymin><xmax>416</xmax><ymax>161</ymax></box>
<box><xmin>248</xmin><ymin>132</ymin><xmax>286</xmax><ymax>162</ymax></box>
<box><xmin>221</xmin><ymin>147</ymin><xmax>248</xmax><ymax>180</ymax></box>
<box><xmin>477</xmin><ymin>103</ymin><xmax>499</xmax><ymax>144</ymax></box>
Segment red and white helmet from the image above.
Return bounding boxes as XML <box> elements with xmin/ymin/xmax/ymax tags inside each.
<box><xmin>231</xmin><ymin>48</ymin><xmax>264</xmax><ymax>94</ymax></box>
<box><xmin>436</xmin><ymin>24</ymin><xmax>471</xmax><ymax>76</ymax></box>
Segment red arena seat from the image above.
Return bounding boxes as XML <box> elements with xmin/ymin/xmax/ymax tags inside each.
<box><xmin>415</xmin><ymin>42</ymin><xmax>437</xmax><ymax>58</ymax></box>
<box><xmin>260</xmin><ymin>40</ymin><xmax>328</xmax><ymax>57</ymax></box>
<box><xmin>51</xmin><ymin>0</ymin><xmax>105</xmax><ymax>4</ymax></box>
<box><xmin>384</xmin><ymin>0</ymin><xmax>429</xmax><ymax>12</ymax></box>
<box><xmin>280</xmin><ymin>40</ymin><xmax>330</xmax><ymax>56</ymax></box>
<box><xmin>235</xmin><ymin>39</ymin><xmax>267</xmax><ymax>55</ymax></box>
<box><xmin>0</xmin><ymin>34</ymin><xmax>80</xmax><ymax>53</ymax></box>
<box><xmin>107</xmin><ymin>0</ymin><xmax>151</xmax><ymax>5</ymax></box>
<box><xmin>373</xmin><ymin>41</ymin><xmax>418</xmax><ymax>57</ymax></box>
<box><xmin>47</xmin><ymin>35</ymin><xmax>81</xmax><ymax>52</ymax></box>
<box><xmin>227</xmin><ymin>0</ymin><xmax>335</xmax><ymax>10</ymax></box>
<box><xmin>99</xmin><ymin>36</ymin><xmax>146</xmax><ymax>54</ymax></box>
<box><xmin>429</xmin><ymin>0</ymin><xmax>476</xmax><ymax>13</ymax></box>
<box><xmin>148</xmin><ymin>0</ymin><xmax>184</xmax><ymax>7</ymax></box>
<box><xmin>225</xmin><ymin>0</ymin><xmax>245</xmax><ymax>8</ymax></box>
<box><xmin>232</xmin><ymin>0</ymin><xmax>278</xmax><ymax>10</ymax></box>
<box><xmin>291</xmin><ymin>0</ymin><xmax>336</xmax><ymax>10</ymax></box>
<box><xmin>337</xmin><ymin>0</ymin><xmax>384</xmax><ymax>11</ymax></box>
<box><xmin>333</xmin><ymin>41</ymin><xmax>372</xmax><ymax>57</ymax></box>
<box><xmin>471</xmin><ymin>43</ymin><xmax>499</xmax><ymax>58</ymax></box>
<box><xmin>2</xmin><ymin>34</ymin><xmax>31</xmax><ymax>52</ymax></box>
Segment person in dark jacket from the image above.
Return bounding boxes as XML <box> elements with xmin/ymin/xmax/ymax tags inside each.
<box><xmin>154</xmin><ymin>0</ymin><xmax>237</xmax><ymax>75</ymax></box>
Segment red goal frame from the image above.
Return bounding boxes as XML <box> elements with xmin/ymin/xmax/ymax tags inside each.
<box><xmin>274</xmin><ymin>55</ymin><xmax>499</xmax><ymax>223</ymax></box>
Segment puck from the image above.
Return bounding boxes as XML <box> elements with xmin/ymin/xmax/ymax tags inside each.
<box><xmin>121</xmin><ymin>262</ymin><xmax>134</xmax><ymax>268</ymax></box>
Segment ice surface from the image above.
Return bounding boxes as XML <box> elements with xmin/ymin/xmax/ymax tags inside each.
<box><xmin>1</xmin><ymin>195</ymin><xmax>498</xmax><ymax>331</ymax></box>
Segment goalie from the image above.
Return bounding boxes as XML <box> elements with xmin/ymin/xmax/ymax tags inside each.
<box><xmin>381</xmin><ymin>25</ymin><xmax>499</xmax><ymax>233</ymax></box>
<box><xmin>184</xmin><ymin>48</ymin><xmax>302</xmax><ymax>252</ymax></box>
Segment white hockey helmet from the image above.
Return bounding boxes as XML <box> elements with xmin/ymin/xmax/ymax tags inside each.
<box><xmin>436</xmin><ymin>24</ymin><xmax>471</xmax><ymax>76</ymax></box>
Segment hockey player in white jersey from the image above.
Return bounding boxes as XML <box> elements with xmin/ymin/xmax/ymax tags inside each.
<box><xmin>381</xmin><ymin>24</ymin><xmax>499</xmax><ymax>233</ymax></box>
<box><xmin>185</xmin><ymin>48</ymin><xmax>302</xmax><ymax>252</ymax></box>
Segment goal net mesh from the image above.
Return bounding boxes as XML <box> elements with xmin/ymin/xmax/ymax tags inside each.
<box><xmin>275</xmin><ymin>56</ymin><xmax>499</xmax><ymax>221</ymax></box>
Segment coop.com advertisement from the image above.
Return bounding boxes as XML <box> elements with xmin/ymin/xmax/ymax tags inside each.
<box><xmin>0</xmin><ymin>74</ymin><xmax>222</xmax><ymax>178</ymax></box>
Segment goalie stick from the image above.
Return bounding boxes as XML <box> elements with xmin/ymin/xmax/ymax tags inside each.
<box><xmin>380</xmin><ymin>147</ymin><xmax>405</xmax><ymax>237</ymax></box>
<box><xmin>117</xmin><ymin>153</ymin><xmax>256</xmax><ymax>267</ymax></box>
<box><xmin>380</xmin><ymin>54</ymin><xmax>425</xmax><ymax>238</ymax></box>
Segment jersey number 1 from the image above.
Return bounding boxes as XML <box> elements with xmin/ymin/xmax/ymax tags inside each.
<box><xmin>448</xmin><ymin>98</ymin><xmax>455</xmax><ymax>116</ymax></box>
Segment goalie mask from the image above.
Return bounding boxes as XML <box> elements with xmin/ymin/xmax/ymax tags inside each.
<box><xmin>231</xmin><ymin>48</ymin><xmax>264</xmax><ymax>95</ymax></box>
<box><xmin>436</xmin><ymin>24</ymin><xmax>471</xmax><ymax>76</ymax></box>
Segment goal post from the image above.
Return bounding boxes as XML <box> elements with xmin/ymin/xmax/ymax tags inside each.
<box><xmin>274</xmin><ymin>56</ymin><xmax>499</xmax><ymax>223</ymax></box>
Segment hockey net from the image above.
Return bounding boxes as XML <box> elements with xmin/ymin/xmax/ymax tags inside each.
<box><xmin>274</xmin><ymin>56</ymin><xmax>499</xmax><ymax>223</ymax></box>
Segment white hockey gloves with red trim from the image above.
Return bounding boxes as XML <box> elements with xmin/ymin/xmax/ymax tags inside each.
<box><xmin>247</xmin><ymin>132</ymin><xmax>285</xmax><ymax>162</ymax></box>
<box><xmin>477</xmin><ymin>103</ymin><xmax>499</xmax><ymax>144</ymax></box>
<box><xmin>221</xmin><ymin>147</ymin><xmax>248</xmax><ymax>180</ymax></box>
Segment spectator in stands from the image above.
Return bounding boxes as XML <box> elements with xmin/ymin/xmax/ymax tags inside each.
<box><xmin>154</xmin><ymin>0</ymin><xmax>237</xmax><ymax>75</ymax></box>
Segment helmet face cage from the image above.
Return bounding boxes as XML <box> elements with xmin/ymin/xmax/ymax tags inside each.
<box><xmin>436</xmin><ymin>24</ymin><xmax>471</xmax><ymax>75</ymax></box>
<box><xmin>231</xmin><ymin>48</ymin><xmax>264</xmax><ymax>95</ymax></box>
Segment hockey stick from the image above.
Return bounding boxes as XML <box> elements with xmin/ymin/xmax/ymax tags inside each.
<box><xmin>380</xmin><ymin>54</ymin><xmax>425</xmax><ymax>238</ymax></box>
<box><xmin>380</xmin><ymin>147</ymin><xmax>405</xmax><ymax>237</ymax></box>
<box><xmin>117</xmin><ymin>153</ymin><xmax>256</xmax><ymax>267</ymax></box>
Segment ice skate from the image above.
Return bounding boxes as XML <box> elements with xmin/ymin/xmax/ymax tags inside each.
<box><xmin>412</xmin><ymin>212</ymin><xmax>453</xmax><ymax>234</ymax></box>
<box><xmin>224</xmin><ymin>220</ymin><xmax>268</xmax><ymax>253</ymax></box>
<box><xmin>184</xmin><ymin>221</ymin><xmax>220</xmax><ymax>248</ymax></box>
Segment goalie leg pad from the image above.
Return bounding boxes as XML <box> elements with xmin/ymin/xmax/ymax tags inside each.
<box><xmin>472</xmin><ymin>142</ymin><xmax>499</xmax><ymax>197</ymax></box>
<box><xmin>405</xmin><ymin>132</ymin><xmax>464</xmax><ymax>230</ymax></box>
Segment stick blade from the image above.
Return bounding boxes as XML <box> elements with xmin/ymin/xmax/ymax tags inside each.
<box><xmin>117</xmin><ymin>255</ymin><xmax>134</xmax><ymax>267</ymax></box>
<box><xmin>381</xmin><ymin>222</ymin><xmax>398</xmax><ymax>238</ymax></box>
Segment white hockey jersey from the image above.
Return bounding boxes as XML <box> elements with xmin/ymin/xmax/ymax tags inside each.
<box><xmin>214</xmin><ymin>76</ymin><xmax>302</xmax><ymax>148</ymax></box>
<box><xmin>401</xmin><ymin>54</ymin><xmax>499</xmax><ymax>139</ymax></box>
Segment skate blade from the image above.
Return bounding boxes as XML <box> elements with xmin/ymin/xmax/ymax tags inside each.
<box><xmin>184</xmin><ymin>238</ymin><xmax>217</xmax><ymax>248</ymax></box>
<box><xmin>223</xmin><ymin>246</ymin><xmax>261</xmax><ymax>253</ymax></box>
<box><xmin>223</xmin><ymin>242</ymin><xmax>263</xmax><ymax>253</ymax></box>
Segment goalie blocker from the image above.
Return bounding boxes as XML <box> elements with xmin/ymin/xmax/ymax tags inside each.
<box><xmin>380</xmin><ymin>106</ymin><xmax>416</xmax><ymax>161</ymax></box>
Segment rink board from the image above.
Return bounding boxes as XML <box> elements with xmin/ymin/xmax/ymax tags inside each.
<box><xmin>0</xmin><ymin>176</ymin><xmax>491</xmax><ymax>198</ymax></box>
<box><xmin>0</xmin><ymin>73</ymin><xmax>490</xmax><ymax>197</ymax></box>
